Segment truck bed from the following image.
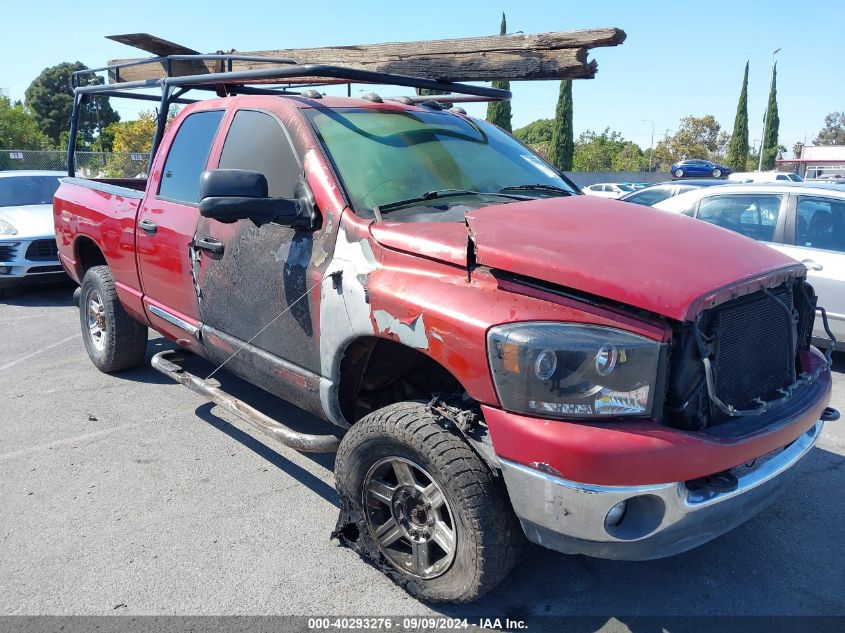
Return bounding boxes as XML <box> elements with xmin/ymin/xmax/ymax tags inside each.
<box><xmin>53</xmin><ymin>177</ymin><xmax>148</xmax><ymax>321</ymax></box>
<box><xmin>59</xmin><ymin>177</ymin><xmax>147</xmax><ymax>199</ymax></box>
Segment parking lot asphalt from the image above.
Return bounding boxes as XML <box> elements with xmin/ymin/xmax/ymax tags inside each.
<box><xmin>1</xmin><ymin>282</ymin><xmax>843</xmax><ymax>623</ymax></box>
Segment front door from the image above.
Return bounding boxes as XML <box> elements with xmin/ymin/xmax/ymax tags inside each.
<box><xmin>193</xmin><ymin>109</ymin><xmax>325</xmax><ymax>412</ymax></box>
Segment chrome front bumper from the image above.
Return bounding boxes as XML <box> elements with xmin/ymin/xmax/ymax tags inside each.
<box><xmin>501</xmin><ymin>421</ymin><xmax>824</xmax><ymax>560</ymax></box>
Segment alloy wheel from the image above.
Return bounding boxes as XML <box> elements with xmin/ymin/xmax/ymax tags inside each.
<box><xmin>87</xmin><ymin>290</ymin><xmax>107</xmax><ymax>352</ymax></box>
<box><xmin>363</xmin><ymin>456</ymin><xmax>457</xmax><ymax>579</ymax></box>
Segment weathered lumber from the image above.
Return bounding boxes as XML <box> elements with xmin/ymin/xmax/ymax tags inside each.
<box><xmin>106</xmin><ymin>28</ymin><xmax>626</xmax><ymax>84</ymax></box>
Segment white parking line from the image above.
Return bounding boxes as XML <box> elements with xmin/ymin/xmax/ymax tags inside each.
<box><xmin>0</xmin><ymin>333</ymin><xmax>81</xmax><ymax>372</ymax></box>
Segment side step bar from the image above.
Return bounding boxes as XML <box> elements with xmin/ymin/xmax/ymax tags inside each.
<box><xmin>151</xmin><ymin>349</ymin><xmax>340</xmax><ymax>453</ymax></box>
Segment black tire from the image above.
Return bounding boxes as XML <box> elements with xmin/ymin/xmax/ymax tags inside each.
<box><xmin>712</xmin><ymin>168</ymin><xmax>722</xmax><ymax>178</ymax></box>
<box><xmin>79</xmin><ymin>266</ymin><xmax>148</xmax><ymax>372</ymax></box>
<box><xmin>333</xmin><ymin>401</ymin><xmax>523</xmax><ymax>603</ymax></box>
<box><xmin>674</xmin><ymin>168</ymin><xmax>684</xmax><ymax>178</ymax></box>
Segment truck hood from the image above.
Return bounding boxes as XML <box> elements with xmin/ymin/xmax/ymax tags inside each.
<box><xmin>0</xmin><ymin>204</ymin><xmax>55</xmax><ymax>238</ymax></box>
<box><xmin>372</xmin><ymin>196</ymin><xmax>802</xmax><ymax>321</ymax></box>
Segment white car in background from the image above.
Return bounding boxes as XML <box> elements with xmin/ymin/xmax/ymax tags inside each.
<box><xmin>0</xmin><ymin>171</ymin><xmax>66</xmax><ymax>295</ymax></box>
<box><xmin>580</xmin><ymin>182</ymin><xmax>635</xmax><ymax>199</ymax></box>
<box><xmin>728</xmin><ymin>171</ymin><xmax>804</xmax><ymax>183</ymax></box>
<box><xmin>655</xmin><ymin>182</ymin><xmax>845</xmax><ymax>346</ymax></box>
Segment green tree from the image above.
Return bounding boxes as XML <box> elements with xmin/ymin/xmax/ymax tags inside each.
<box><xmin>514</xmin><ymin>119</ymin><xmax>553</xmax><ymax>145</ymax></box>
<box><xmin>547</xmin><ymin>80</ymin><xmax>574</xmax><ymax>170</ymax></box>
<box><xmin>25</xmin><ymin>62</ymin><xmax>119</xmax><ymax>147</ymax></box>
<box><xmin>815</xmin><ymin>111</ymin><xmax>845</xmax><ymax>145</ymax></box>
<box><xmin>104</xmin><ymin>109</ymin><xmax>178</xmax><ymax>177</ymax></box>
<box><xmin>726</xmin><ymin>62</ymin><xmax>749</xmax><ymax>171</ymax></box>
<box><xmin>573</xmin><ymin>128</ymin><xmax>646</xmax><ymax>171</ymax></box>
<box><xmin>486</xmin><ymin>13</ymin><xmax>512</xmax><ymax>132</ymax></box>
<box><xmin>0</xmin><ymin>93</ymin><xmax>48</xmax><ymax>149</ymax></box>
<box><xmin>653</xmin><ymin>115</ymin><xmax>729</xmax><ymax>168</ymax></box>
<box><xmin>761</xmin><ymin>63</ymin><xmax>779</xmax><ymax>170</ymax></box>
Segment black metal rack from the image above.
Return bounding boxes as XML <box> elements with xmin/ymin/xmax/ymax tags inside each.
<box><xmin>67</xmin><ymin>54</ymin><xmax>511</xmax><ymax>176</ymax></box>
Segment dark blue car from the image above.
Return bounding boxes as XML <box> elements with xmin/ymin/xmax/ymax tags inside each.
<box><xmin>670</xmin><ymin>159</ymin><xmax>732</xmax><ymax>179</ymax></box>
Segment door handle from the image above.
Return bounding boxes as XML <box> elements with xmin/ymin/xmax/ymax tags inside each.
<box><xmin>139</xmin><ymin>219</ymin><xmax>158</xmax><ymax>234</ymax></box>
<box><xmin>801</xmin><ymin>259</ymin><xmax>823</xmax><ymax>272</ymax></box>
<box><xmin>194</xmin><ymin>236</ymin><xmax>224</xmax><ymax>254</ymax></box>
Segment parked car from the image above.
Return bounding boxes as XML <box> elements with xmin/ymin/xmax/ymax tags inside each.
<box><xmin>670</xmin><ymin>159</ymin><xmax>732</xmax><ymax>179</ymax></box>
<box><xmin>0</xmin><ymin>170</ymin><xmax>66</xmax><ymax>294</ymax></box>
<box><xmin>581</xmin><ymin>182</ymin><xmax>635</xmax><ymax>198</ymax></box>
<box><xmin>619</xmin><ymin>179</ymin><xmax>729</xmax><ymax>206</ymax></box>
<box><xmin>728</xmin><ymin>171</ymin><xmax>804</xmax><ymax>183</ymax></box>
<box><xmin>54</xmin><ymin>64</ymin><xmax>837</xmax><ymax>603</ymax></box>
<box><xmin>655</xmin><ymin>182</ymin><xmax>845</xmax><ymax>345</ymax></box>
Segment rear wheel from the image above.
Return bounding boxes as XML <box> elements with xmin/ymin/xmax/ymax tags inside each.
<box><xmin>674</xmin><ymin>168</ymin><xmax>684</xmax><ymax>178</ymax></box>
<box><xmin>79</xmin><ymin>266</ymin><xmax>148</xmax><ymax>372</ymax></box>
<box><xmin>333</xmin><ymin>401</ymin><xmax>523</xmax><ymax>603</ymax></box>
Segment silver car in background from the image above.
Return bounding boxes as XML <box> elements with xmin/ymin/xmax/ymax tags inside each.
<box><xmin>0</xmin><ymin>171</ymin><xmax>66</xmax><ymax>294</ymax></box>
<box><xmin>655</xmin><ymin>182</ymin><xmax>845</xmax><ymax>346</ymax></box>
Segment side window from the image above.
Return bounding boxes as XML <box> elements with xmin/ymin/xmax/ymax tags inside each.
<box><xmin>696</xmin><ymin>194</ymin><xmax>783</xmax><ymax>242</ymax></box>
<box><xmin>631</xmin><ymin>188</ymin><xmax>672</xmax><ymax>206</ymax></box>
<box><xmin>218</xmin><ymin>110</ymin><xmax>300</xmax><ymax>198</ymax></box>
<box><xmin>158</xmin><ymin>110</ymin><xmax>225</xmax><ymax>204</ymax></box>
<box><xmin>796</xmin><ymin>196</ymin><xmax>845</xmax><ymax>253</ymax></box>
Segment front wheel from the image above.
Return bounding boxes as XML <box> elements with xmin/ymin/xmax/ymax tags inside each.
<box><xmin>674</xmin><ymin>168</ymin><xmax>684</xmax><ymax>178</ymax></box>
<box><xmin>79</xmin><ymin>266</ymin><xmax>148</xmax><ymax>372</ymax></box>
<box><xmin>333</xmin><ymin>402</ymin><xmax>524</xmax><ymax>603</ymax></box>
<box><xmin>712</xmin><ymin>168</ymin><xmax>722</xmax><ymax>178</ymax></box>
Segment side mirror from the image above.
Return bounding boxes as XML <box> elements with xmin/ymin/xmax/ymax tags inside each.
<box><xmin>198</xmin><ymin>169</ymin><xmax>319</xmax><ymax>230</ymax></box>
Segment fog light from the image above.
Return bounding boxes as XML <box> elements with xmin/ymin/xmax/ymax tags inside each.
<box><xmin>0</xmin><ymin>266</ymin><xmax>10</xmax><ymax>275</ymax></box>
<box><xmin>605</xmin><ymin>500</ymin><xmax>628</xmax><ymax>528</ymax></box>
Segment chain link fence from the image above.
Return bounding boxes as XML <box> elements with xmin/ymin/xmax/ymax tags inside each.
<box><xmin>0</xmin><ymin>149</ymin><xmax>149</xmax><ymax>178</ymax></box>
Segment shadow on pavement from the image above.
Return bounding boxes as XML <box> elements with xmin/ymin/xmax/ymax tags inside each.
<box><xmin>0</xmin><ymin>279</ymin><xmax>76</xmax><ymax>307</ymax></box>
<box><xmin>114</xmin><ymin>336</ymin><xmax>340</xmax><ymax>505</ymax></box>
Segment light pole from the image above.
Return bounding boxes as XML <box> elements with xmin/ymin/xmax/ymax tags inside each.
<box><xmin>758</xmin><ymin>47</ymin><xmax>781</xmax><ymax>172</ymax></box>
<box><xmin>642</xmin><ymin>119</ymin><xmax>655</xmax><ymax>171</ymax></box>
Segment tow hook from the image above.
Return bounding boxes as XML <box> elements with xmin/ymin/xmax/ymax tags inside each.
<box><xmin>686</xmin><ymin>470</ymin><xmax>739</xmax><ymax>493</ymax></box>
<box><xmin>821</xmin><ymin>407</ymin><xmax>840</xmax><ymax>422</ymax></box>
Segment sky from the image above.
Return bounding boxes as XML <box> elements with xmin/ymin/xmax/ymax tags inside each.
<box><xmin>2</xmin><ymin>0</ymin><xmax>842</xmax><ymax>156</ymax></box>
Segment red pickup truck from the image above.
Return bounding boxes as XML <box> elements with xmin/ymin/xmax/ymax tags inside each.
<box><xmin>54</xmin><ymin>61</ymin><xmax>838</xmax><ymax>603</ymax></box>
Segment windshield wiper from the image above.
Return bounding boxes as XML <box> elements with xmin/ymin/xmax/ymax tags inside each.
<box><xmin>377</xmin><ymin>189</ymin><xmax>529</xmax><ymax>212</ymax></box>
<box><xmin>499</xmin><ymin>184</ymin><xmax>574</xmax><ymax>196</ymax></box>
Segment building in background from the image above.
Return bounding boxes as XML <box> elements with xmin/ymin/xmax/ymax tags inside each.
<box><xmin>778</xmin><ymin>145</ymin><xmax>845</xmax><ymax>181</ymax></box>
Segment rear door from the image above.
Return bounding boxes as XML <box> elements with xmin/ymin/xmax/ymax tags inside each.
<box><xmin>136</xmin><ymin>109</ymin><xmax>225</xmax><ymax>347</ymax></box>
<box><xmin>772</xmin><ymin>194</ymin><xmax>845</xmax><ymax>341</ymax></box>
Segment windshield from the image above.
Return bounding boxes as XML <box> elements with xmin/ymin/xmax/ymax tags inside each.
<box><xmin>305</xmin><ymin>107</ymin><xmax>578</xmax><ymax>219</ymax></box>
<box><xmin>0</xmin><ymin>175</ymin><xmax>61</xmax><ymax>207</ymax></box>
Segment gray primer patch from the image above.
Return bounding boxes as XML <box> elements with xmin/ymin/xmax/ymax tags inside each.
<box><xmin>373</xmin><ymin>311</ymin><xmax>429</xmax><ymax>350</ymax></box>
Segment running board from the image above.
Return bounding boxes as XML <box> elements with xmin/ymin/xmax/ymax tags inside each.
<box><xmin>151</xmin><ymin>349</ymin><xmax>340</xmax><ymax>453</ymax></box>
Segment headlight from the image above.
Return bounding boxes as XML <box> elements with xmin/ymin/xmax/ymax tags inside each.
<box><xmin>487</xmin><ymin>323</ymin><xmax>664</xmax><ymax>419</ymax></box>
<box><xmin>0</xmin><ymin>218</ymin><xmax>17</xmax><ymax>236</ymax></box>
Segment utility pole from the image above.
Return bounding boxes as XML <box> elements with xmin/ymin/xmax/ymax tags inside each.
<box><xmin>758</xmin><ymin>47</ymin><xmax>781</xmax><ymax>172</ymax></box>
<box><xmin>642</xmin><ymin>119</ymin><xmax>655</xmax><ymax>171</ymax></box>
